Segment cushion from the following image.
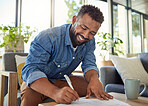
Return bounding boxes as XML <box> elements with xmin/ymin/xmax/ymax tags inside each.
<box><xmin>138</xmin><ymin>53</ymin><xmax>148</xmax><ymax>73</ymax></box>
<box><xmin>105</xmin><ymin>84</ymin><xmax>148</xmax><ymax>97</ymax></box>
<box><xmin>15</xmin><ymin>55</ymin><xmax>27</xmax><ymax>86</ymax></box>
<box><xmin>111</xmin><ymin>55</ymin><xmax>148</xmax><ymax>86</ymax></box>
<box><xmin>105</xmin><ymin>84</ymin><xmax>125</xmax><ymax>94</ymax></box>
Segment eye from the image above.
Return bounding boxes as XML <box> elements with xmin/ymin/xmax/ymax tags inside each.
<box><xmin>80</xmin><ymin>25</ymin><xmax>87</xmax><ymax>30</ymax></box>
<box><xmin>90</xmin><ymin>32</ymin><xmax>96</xmax><ymax>36</ymax></box>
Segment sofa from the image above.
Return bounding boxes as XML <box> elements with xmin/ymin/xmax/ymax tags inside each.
<box><xmin>100</xmin><ymin>53</ymin><xmax>148</xmax><ymax>97</ymax></box>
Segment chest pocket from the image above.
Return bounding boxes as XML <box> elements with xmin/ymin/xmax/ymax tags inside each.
<box><xmin>72</xmin><ymin>54</ymin><xmax>84</xmax><ymax>66</ymax></box>
<box><xmin>45</xmin><ymin>60</ymin><xmax>68</xmax><ymax>77</ymax></box>
<box><xmin>53</xmin><ymin>60</ymin><xmax>68</xmax><ymax>68</ymax></box>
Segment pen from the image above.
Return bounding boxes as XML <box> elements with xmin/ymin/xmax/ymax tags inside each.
<box><xmin>64</xmin><ymin>75</ymin><xmax>74</xmax><ymax>90</ymax></box>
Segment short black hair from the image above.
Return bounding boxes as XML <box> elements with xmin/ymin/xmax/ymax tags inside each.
<box><xmin>77</xmin><ymin>5</ymin><xmax>104</xmax><ymax>24</ymax></box>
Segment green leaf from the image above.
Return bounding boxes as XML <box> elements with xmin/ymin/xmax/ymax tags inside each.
<box><xmin>96</xmin><ymin>32</ymin><xmax>124</xmax><ymax>59</ymax></box>
<box><xmin>0</xmin><ymin>23</ymin><xmax>37</xmax><ymax>51</ymax></box>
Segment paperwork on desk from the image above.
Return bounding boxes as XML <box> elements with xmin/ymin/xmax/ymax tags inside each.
<box><xmin>55</xmin><ymin>97</ymin><xmax>131</xmax><ymax>106</ymax></box>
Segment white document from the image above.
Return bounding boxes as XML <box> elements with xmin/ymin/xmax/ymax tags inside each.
<box><xmin>55</xmin><ymin>97</ymin><xmax>131</xmax><ymax>106</ymax></box>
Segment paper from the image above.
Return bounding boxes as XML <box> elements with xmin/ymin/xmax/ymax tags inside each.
<box><xmin>55</xmin><ymin>97</ymin><xmax>131</xmax><ymax>106</ymax></box>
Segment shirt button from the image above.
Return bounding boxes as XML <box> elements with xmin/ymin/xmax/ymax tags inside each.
<box><xmin>59</xmin><ymin>72</ymin><xmax>62</xmax><ymax>75</ymax></box>
<box><xmin>58</xmin><ymin>65</ymin><xmax>60</xmax><ymax>67</ymax></box>
<box><xmin>73</xmin><ymin>57</ymin><xmax>75</xmax><ymax>59</ymax></box>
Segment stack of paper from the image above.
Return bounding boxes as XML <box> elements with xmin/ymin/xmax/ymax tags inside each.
<box><xmin>55</xmin><ymin>97</ymin><xmax>131</xmax><ymax>106</ymax></box>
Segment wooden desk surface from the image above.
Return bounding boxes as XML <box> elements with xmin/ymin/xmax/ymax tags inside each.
<box><xmin>38</xmin><ymin>92</ymin><xmax>148</xmax><ymax>106</ymax></box>
<box><xmin>109</xmin><ymin>92</ymin><xmax>148</xmax><ymax>106</ymax></box>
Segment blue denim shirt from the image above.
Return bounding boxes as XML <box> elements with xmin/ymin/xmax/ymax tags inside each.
<box><xmin>21</xmin><ymin>24</ymin><xmax>99</xmax><ymax>87</ymax></box>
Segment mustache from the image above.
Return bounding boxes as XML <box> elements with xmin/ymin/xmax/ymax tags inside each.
<box><xmin>77</xmin><ymin>33</ymin><xmax>89</xmax><ymax>41</ymax></box>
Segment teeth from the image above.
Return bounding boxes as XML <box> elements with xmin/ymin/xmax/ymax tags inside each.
<box><xmin>79</xmin><ymin>36</ymin><xmax>83</xmax><ymax>40</ymax></box>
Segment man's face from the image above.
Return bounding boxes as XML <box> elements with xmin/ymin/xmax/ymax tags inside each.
<box><xmin>70</xmin><ymin>13</ymin><xmax>101</xmax><ymax>48</ymax></box>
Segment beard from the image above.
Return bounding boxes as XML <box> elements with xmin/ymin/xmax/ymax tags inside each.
<box><xmin>70</xmin><ymin>24</ymin><xmax>89</xmax><ymax>48</ymax></box>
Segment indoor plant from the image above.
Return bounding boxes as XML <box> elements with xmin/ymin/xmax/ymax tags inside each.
<box><xmin>97</xmin><ymin>32</ymin><xmax>123</xmax><ymax>66</ymax></box>
<box><xmin>0</xmin><ymin>24</ymin><xmax>36</xmax><ymax>52</ymax></box>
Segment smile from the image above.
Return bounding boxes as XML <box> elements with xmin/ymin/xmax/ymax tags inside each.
<box><xmin>79</xmin><ymin>35</ymin><xmax>84</xmax><ymax>41</ymax></box>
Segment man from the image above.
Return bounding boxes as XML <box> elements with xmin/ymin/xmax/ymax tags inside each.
<box><xmin>21</xmin><ymin>5</ymin><xmax>113</xmax><ymax>106</ymax></box>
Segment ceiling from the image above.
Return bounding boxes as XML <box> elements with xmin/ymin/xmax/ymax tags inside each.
<box><xmin>132</xmin><ymin>0</ymin><xmax>148</xmax><ymax>15</ymax></box>
<box><xmin>113</xmin><ymin>0</ymin><xmax>148</xmax><ymax>15</ymax></box>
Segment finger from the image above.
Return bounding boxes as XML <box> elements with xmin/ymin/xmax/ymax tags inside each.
<box><xmin>63</xmin><ymin>95</ymin><xmax>74</xmax><ymax>104</ymax></box>
<box><xmin>100</xmin><ymin>93</ymin><xmax>109</xmax><ymax>100</ymax></box>
<box><xmin>99</xmin><ymin>91</ymin><xmax>113</xmax><ymax>100</ymax></box>
<box><xmin>89</xmin><ymin>88</ymin><xmax>102</xmax><ymax>100</ymax></box>
<box><xmin>61</xmin><ymin>98</ymin><xmax>71</xmax><ymax>104</ymax></box>
<box><xmin>86</xmin><ymin>89</ymin><xmax>91</xmax><ymax>99</ymax></box>
<box><xmin>104</xmin><ymin>92</ymin><xmax>113</xmax><ymax>99</ymax></box>
<box><xmin>95</xmin><ymin>93</ymin><xmax>104</xmax><ymax>100</ymax></box>
<box><xmin>92</xmin><ymin>90</ymin><xmax>104</xmax><ymax>100</ymax></box>
<box><xmin>67</xmin><ymin>88</ymin><xmax>79</xmax><ymax>100</ymax></box>
<box><xmin>94</xmin><ymin>90</ymin><xmax>110</xmax><ymax>100</ymax></box>
<box><xmin>65</xmin><ymin>90</ymin><xmax>78</xmax><ymax>101</ymax></box>
<box><xmin>73</xmin><ymin>90</ymin><xmax>79</xmax><ymax>100</ymax></box>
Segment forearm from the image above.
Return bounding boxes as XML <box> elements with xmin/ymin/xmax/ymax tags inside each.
<box><xmin>30</xmin><ymin>77</ymin><xmax>59</xmax><ymax>99</ymax></box>
<box><xmin>84</xmin><ymin>70</ymin><xmax>99</xmax><ymax>82</ymax></box>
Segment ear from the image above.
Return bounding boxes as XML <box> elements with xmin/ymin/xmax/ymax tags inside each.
<box><xmin>72</xmin><ymin>16</ymin><xmax>77</xmax><ymax>25</ymax></box>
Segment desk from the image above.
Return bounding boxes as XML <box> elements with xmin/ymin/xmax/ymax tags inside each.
<box><xmin>38</xmin><ymin>92</ymin><xmax>148</xmax><ymax>106</ymax></box>
<box><xmin>109</xmin><ymin>92</ymin><xmax>148</xmax><ymax>106</ymax></box>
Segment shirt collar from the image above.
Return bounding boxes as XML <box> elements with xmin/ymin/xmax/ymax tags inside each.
<box><xmin>65</xmin><ymin>24</ymin><xmax>73</xmax><ymax>48</ymax></box>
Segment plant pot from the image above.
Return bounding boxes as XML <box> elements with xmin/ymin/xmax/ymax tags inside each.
<box><xmin>99</xmin><ymin>60</ymin><xmax>114</xmax><ymax>68</ymax></box>
<box><xmin>4</xmin><ymin>37</ymin><xmax>24</xmax><ymax>52</ymax></box>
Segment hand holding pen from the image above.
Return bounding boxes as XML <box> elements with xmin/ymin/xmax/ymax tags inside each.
<box><xmin>64</xmin><ymin>75</ymin><xmax>79</xmax><ymax>100</ymax></box>
<box><xmin>53</xmin><ymin>75</ymin><xmax>79</xmax><ymax>104</ymax></box>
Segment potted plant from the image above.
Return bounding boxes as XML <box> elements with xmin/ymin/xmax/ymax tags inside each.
<box><xmin>97</xmin><ymin>32</ymin><xmax>123</xmax><ymax>67</ymax></box>
<box><xmin>0</xmin><ymin>24</ymin><xmax>36</xmax><ymax>52</ymax></box>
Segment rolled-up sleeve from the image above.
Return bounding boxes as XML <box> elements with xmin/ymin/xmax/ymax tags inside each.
<box><xmin>21</xmin><ymin>31</ymin><xmax>53</xmax><ymax>87</ymax></box>
<box><xmin>81</xmin><ymin>39</ymin><xmax>99</xmax><ymax>76</ymax></box>
<box><xmin>26</xmin><ymin>71</ymin><xmax>47</xmax><ymax>87</ymax></box>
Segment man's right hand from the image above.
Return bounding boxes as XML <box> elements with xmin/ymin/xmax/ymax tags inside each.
<box><xmin>53</xmin><ymin>86</ymin><xmax>79</xmax><ymax>104</ymax></box>
<box><xmin>29</xmin><ymin>78</ymin><xmax>79</xmax><ymax>104</ymax></box>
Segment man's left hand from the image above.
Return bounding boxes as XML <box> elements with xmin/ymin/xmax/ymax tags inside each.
<box><xmin>85</xmin><ymin>76</ymin><xmax>113</xmax><ymax>100</ymax></box>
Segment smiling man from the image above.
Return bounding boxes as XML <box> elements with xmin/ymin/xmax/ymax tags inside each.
<box><xmin>21</xmin><ymin>5</ymin><xmax>113</xmax><ymax>106</ymax></box>
<box><xmin>70</xmin><ymin>13</ymin><xmax>100</xmax><ymax>47</ymax></box>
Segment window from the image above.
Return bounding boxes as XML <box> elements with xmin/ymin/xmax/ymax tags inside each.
<box><xmin>54</xmin><ymin>0</ymin><xmax>82</xmax><ymax>27</ymax></box>
<box><xmin>113</xmin><ymin>0</ymin><xmax>127</xmax><ymax>6</ymax></box>
<box><xmin>0</xmin><ymin>0</ymin><xmax>16</xmax><ymax>55</ymax></box>
<box><xmin>21</xmin><ymin>0</ymin><xmax>51</xmax><ymax>52</ymax></box>
<box><xmin>21</xmin><ymin>0</ymin><xmax>51</xmax><ymax>32</ymax></box>
<box><xmin>87</xmin><ymin>0</ymin><xmax>109</xmax><ymax>62</ymax></box>
<box><xmin>113</xmin><ymin>4</ymin><xmax>127</xmax><ymax>56</ymax></box>
<box><xmin>132</xmin><ymin>0</ymin><xmax>148</xmax><ymax>15</ymax></box>
<box><xmin>0</xmin><ymin>0</ymin><xmax>15</xmax><ymax>25</ymax></box>
<box><xmin>144</xmin><ymin>18</ymin><xmax>148</xmax><ymax>52</ymax></box>
<box><xmin>131</xmin><ymin>12</ymin><xmax>141</xmax><ymax>53</ymax></box>
<box><xmin>87</xmin><ymin>0</ymin><xmax>109</xmax><ymax>33</ymax></box>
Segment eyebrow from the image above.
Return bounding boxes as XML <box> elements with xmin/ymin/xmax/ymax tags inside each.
<box><xmin>82</xmin><ymin>24</ymin><xmax>97</xmax><ymax>34</ymax></box>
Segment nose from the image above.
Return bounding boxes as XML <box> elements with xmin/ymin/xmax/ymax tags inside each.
<box><xmin>83</xmin><ymin>30</ymin><xmax>90</xmax><ymax>39</ymax></box>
